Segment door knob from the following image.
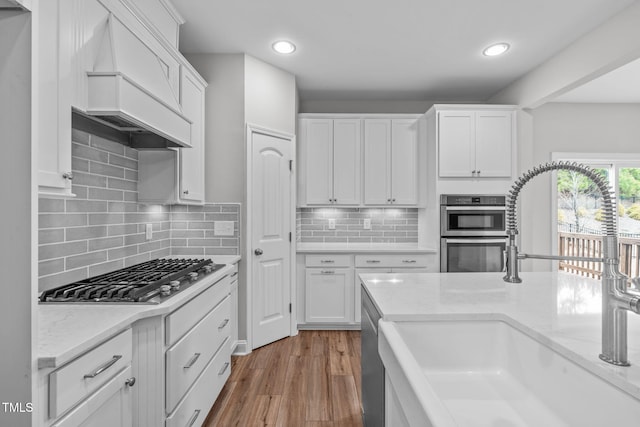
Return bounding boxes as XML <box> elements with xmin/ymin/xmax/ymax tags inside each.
<box><xmin>254</xmin><ymin>248</ymin><xmax>263</xmax><ymax>255</ymax></box>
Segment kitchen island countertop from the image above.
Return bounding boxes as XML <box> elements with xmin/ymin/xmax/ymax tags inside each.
<box><xmin>38</xmin><ymin>256</ymin><xmax>240</xmax><ymax>369</ymax></box>
<box><xmin>360</xmin><ymin>271</ymin><xmax>640</xmax><ymax>400</ymax></box>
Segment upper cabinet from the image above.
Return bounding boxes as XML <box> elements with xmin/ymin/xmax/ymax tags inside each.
<box><xmin>298</xmin><ymin>114</ymin><xmax>425</xmax><ymax>208</ymax></box>
<box><xmin>37</xmin><ymin>0</ymin><xmax>206</xmax><ymax>198</ymax></box>
<box><xmin>138</xmin><ymin>66</ymin><xmax>206</xmax><ymax>205</ymax></box>
<box><xmin>300</xmin><ymin>118</ymin><xmax>361</xmax><ymax>206</ymax></box>
<box><xmin>363</xmin><ymin>118</ymin><xmax>419</xmax><ymax>205</ymax></box>
<box><xmin>431</xmin><ymin>105</ymin><xmax>515</xmax><ymax>178</ymax></box>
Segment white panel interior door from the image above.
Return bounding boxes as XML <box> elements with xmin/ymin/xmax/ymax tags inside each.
<box><xmin>251</xmin><ymin>131</ymin><xmax>292</xmax><ymax>349</ymax></box>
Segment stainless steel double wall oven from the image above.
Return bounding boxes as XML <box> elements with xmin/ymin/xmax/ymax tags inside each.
<box><xmin>440</xmin><ymin>194</ymin><xmax>507</xmax><ymax>272</ymax></box>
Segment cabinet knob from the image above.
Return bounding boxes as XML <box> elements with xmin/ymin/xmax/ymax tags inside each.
<box><xmin>62</xmin><ymin>172</ymin><xmax>73</xmax><ymax>180</ymax></box>
<box><xmin>254</xmin><ymin>248</ymin><xmax>263</xmax><ymax>255</ymax></box>
<box><xmin>392</xmin><ymin>198</ymin><xmax>396</xmax><ymax>203</ymax></box>
<box><xmin>183</xmin><ymin>189</ymin><xmax>189</xmax><ymax>195</ymax></box>
<box><xmin>477</xmin><ymin>170</ymin><xmax>481</xmax><ymax>176</ymax></box>
<box><xmin>125</xmin><ymin>377</ymin><xmax>136</xmax><ymax>387</ymax></box>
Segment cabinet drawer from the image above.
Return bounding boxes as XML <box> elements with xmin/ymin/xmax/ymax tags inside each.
<box><xmin>305</xmin><ymin>254</ymin><xmax>352</xmax><ymax>267</ymax></box>
<box><xmin>166</xmin><ymin>337</ymin><xmax>231</xmax><ymax>427</ymax></box>
<box><xmin>49</xmin><ymin>329</ymin><xmax>132</xmax><ymax>419</ymax></box>
<box><xmin>166</xmin><ymin>295</ymin><xmax>230</xmax><ymax>413</ymax></box>
<box><xmin>355</xmin><ymin>254</ymin><xmax>428</xmax><ymax>268</ymax></box>
<box><xmin>166</xmin><ymin>274</ymin><xmax>231</xmax><ymax>346</ymax></box>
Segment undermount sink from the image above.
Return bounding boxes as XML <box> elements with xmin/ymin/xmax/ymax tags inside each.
<box><xmin>378</xmin><ymin>319</ymin><xmax>640</xmax><ymax>427</ymax></box>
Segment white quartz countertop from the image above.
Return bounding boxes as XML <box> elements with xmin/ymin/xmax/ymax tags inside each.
<box><xmin>38</xmin><ymin>256</ymin><xmax>240</xmax><ymax>369</ymax></box>
<box><xmin>296</xmin><ymin>242</ymin><xmax>436</xmax><ymax>253</ymax></box>
<box><xmin>360</xmin><ymin>271</ymin><xmax>640</xmax><ymax>400</ymax></box>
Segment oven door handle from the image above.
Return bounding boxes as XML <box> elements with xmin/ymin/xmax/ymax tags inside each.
<box><xmin>444</xmin><ymin>206</ymin><xmax>505</xmax><ymax>211</ymax></box>
<box><xmin>444</xmin><ymin>238</ymin><xmax>507</xmax><ymax>244</ymax></box>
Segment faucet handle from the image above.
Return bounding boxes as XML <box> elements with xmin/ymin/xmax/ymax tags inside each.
<box><xmin>631</xmin><ymin>277</ymin><xmax>640</xmax><ymax>290</ymax></box>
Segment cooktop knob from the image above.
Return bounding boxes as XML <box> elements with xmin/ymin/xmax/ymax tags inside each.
<box><xmin>160</xmin><ymin>285</ymin><xmax>171</xmax><ymax>296</ymax></box>
<box><xmin>169</xmin><ymin>280</ymin><xmax>180</xmax><ymax>290</ymax></box>
<box><xmin>203</xmin><ymin>265</ymin><xmax>213</xmax><ymax>273</ymax></box>
<box><xmin>188</xmin><ymin>272</ymin><xmax>198</xmax><ymax>280</ymax></box>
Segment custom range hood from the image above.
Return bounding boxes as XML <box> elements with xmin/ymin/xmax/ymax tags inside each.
<box><xmin>78</xmin><ymin>13</ymin><xmax>192</xmax><ymax>149</ymax></box>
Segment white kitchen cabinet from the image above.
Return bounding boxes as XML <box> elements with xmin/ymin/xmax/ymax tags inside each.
<box><xmin>305</xmin><ymin>267</ymin><xmax>354</xmax><ymax>323</ymax></box>
<box><xmin>385</xmin><ymin>373</ymin><xmax>411</xmax><ymax>427</ymax></box>
<box><xmin>228</xmin><ymin>263</ymin><xmax>239</xmax><ymax>353</ymax></box>
<box><xmin>299</xmin><ymin>252</ymin><xmax>434</xmax><ymax>328</ymax></box>
<box><xmin>48</xmin><ymin>329</ymin><xmax>134</xmax><ymax>426</ymax></box>
<box><xmin>36</xmin><ymin>0</ymin><xmax>205</xmax><ymax>198</ymax></box>
<box><xmin>300</xmin><ymin>118</ymin><xmax>361</xmax><ymax>205</ymax></box>
<box><xmin>434</xmin><ymin>106</ymin><xmax>515</xmax><ymax>178</ymax></box>
<box><xmin>363</xmin><ymin>118</ymin><xmax>419</xmax><ymax>205</ymax></box>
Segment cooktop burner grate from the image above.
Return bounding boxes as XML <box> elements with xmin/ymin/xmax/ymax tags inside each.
<box><xmin>39</xmin><ymin>258</ymin><xmax>221</xmax><ymax>303</ymax></box>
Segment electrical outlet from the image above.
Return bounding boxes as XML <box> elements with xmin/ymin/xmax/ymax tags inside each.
<box><xmin>145</xmin><ymin>223</ymin><xmax>153</xmax><ymax>241</ymax></box>
<box><xmin>214</xmin><ymin>221</ymin><xmax>235</xmax><ymax>236</ymax></box>
<box><xmin>363</xmin><ymin>218</ymin><xmax>371</xmax><ymax>230</ymax></box>
<box><xmin>328</xmin><ymin>219</ymin><xmax>336</xmax><ymax>230</ymax></box>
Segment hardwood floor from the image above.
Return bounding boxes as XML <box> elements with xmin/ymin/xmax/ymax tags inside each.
<box><xmin>204</xmin><ymin>330</ymin><xmax>363</xmax><ymax>427</ymax></box>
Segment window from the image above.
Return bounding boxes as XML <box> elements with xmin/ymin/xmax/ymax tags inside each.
<box><xmin>555</xmin><ymin>155</ymin><xmax>640</xmax><ymax>279</ymax></box>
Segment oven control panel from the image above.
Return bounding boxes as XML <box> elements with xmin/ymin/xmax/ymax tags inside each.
<box><xmin>441</xmin><ymin>194</ymin><xmax>506</xmax><ymax>206</ymax></box>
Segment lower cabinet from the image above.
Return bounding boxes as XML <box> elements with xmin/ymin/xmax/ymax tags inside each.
<box><xmin>305</xmin><ymin>267</ymin><xmax>354</xmax><ymax>323</ymax></box>
<box><xmin>300</xmin><ymin>252</ymin><xmax>434</xmax><ymax>328</ymax></box>
<box><xmin>46</xmin><ymin>329</ymin><xmax>134</xmax><ymax>427</ymax></box>
<box><xmin>385</xmin><ymin>373</ymin><xmax>411</xmax><ymax>427</ymax></box>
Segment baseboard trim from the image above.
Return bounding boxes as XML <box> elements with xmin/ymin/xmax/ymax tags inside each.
<box><xmin>297</xmin><ymin>323</ymin><xmax>361</xmax><ymax>331</ymax></box>
<box><xmin>232</xmin><ymin>340</ymin><xmax>250</xmax><ymax>356</ymax></box>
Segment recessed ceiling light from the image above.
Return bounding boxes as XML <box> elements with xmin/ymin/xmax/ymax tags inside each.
<box><xmin>483</xmin><ymin>43</ymin><xmax>510</xmax><ymax>57</ymax></box>
<box><xmin>272</xmin><ymin>40</ymin><xmax>296</xmax><ymax>54</ymax></box>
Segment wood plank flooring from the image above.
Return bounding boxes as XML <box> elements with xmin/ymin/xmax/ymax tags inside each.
<box><xmin>204</xmin><ymin>330</ymin><xmax>363</xmax><ymax>427</ymax></box>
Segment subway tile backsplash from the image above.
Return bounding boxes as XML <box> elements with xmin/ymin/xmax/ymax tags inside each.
<box><xmin>296</xmin><ymin>207</ymin><xmax>418</xmax><ymax>243</ymax></box>
<box><xmin>38</xmin><ymin>128</ymin><xmax>240</xmax><ymax>292</ymax></box>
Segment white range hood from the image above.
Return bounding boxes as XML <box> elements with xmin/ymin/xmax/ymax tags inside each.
<box><xmin>82</xmin><ymin>13</ymin><xmax>192</xmax><ymax>149</ymax></box>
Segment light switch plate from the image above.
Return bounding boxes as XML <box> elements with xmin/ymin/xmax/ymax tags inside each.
<box><xmin>328</xmin><ymin>219</ymin><xmax>336</xmax><ymax>230</ymax></box>
<box><xmin>145</xmin><ymin>223</ymin><xmax>153</xmax><ymax>241</ymax></box>
<box><xmin>363</xmin><ymin>218</ymin><xmax>371</xmax><ymax>230</ymax></box>
<box><xmin>214</xmin><ymin>221</ymin><xmax>235</xmax><ymax>236</ymax></box>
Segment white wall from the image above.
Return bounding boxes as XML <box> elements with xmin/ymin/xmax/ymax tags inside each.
<box><xmin>244</xmin><ymin>55</ymin><xmax>297</xmax><ymax>135</ymax></box>
<box><xmin>0</xmin><ymin>8</ymin><xmax>35</xmax><ymax>426</ymax></box>
<box><xmin>185</xmin><ymin>53</ymin><xmax>245</xmax><ymax>204</ymax></box>
<box><xmin>521</xmin><ymin>103</ymin><xmax>640</xmax><ymax>270</ymax></box>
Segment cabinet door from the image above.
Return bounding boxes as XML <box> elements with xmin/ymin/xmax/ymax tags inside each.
<box><xmin>438</xmin><ymin>111</ymin><xmax>475</xmax><ymax>177</ymax></box>
<box><xmin>332</xmin><ymin>119</ymin><xmax>361</xmax><ymax>205</ymax></box>
<box><xmin>178</xmin><ymin>68</ymin><xmax>205</xmax><ymax>203</ymax></box>
<box><xmin>305</xmin><ymin>268</ymin><xmax>354</xmax><ymax>323</ymax></box>
<box><xmin>474</xmin><ymin>111</ymin><xmax>512</xmax><ymax>178</ymax></box>
<box><xmin>304</xmin><ymin>119</ymin><xmax>334</xmax><ymax>205</ymax></box>
<box><xmin>363</xmin><ymin>119</ymin><xmax>391</xmax><ymax>205</ymax></box>
<box><xmin>391</xmin><ymin>119</ymin><xmax>418</xmax><ymax>205</ymax></box>
<box><xmin>52</xmin><ymin>367</ymin><xmax>133</xmax><ymax>427</ymax></box>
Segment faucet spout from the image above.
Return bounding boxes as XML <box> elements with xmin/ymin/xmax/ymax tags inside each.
<box><xmin>503</xmin><ymin>161</ymin><xmax>638</xmax><ymax>366</ymax></box>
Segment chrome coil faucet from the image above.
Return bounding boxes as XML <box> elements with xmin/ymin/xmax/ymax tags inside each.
<box><xmin>503</xmin><ymin>161</ymin><xmax>640</xmax><ymax>366</ymax></box>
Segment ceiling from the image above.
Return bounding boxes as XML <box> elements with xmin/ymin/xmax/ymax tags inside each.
<box><xmin>552</xmin><ymin>57</ymin><xmax>640</xmax><ymax>103</ymax></box>
<box><xmin>172</xmin><ymin>0</ymin><xmax>637</xmax><ymax>102</ymax></box>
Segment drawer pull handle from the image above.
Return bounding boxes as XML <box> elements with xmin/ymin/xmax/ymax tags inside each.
<box><xmin>218</xmin><ymin>362</ymin><xmax>230</xmax><ymax>376</ymax></box>
<box><xmin>321</xmin><ymin>270</ymin><xmax>335</xmax><ymax>274</ymax></box>
<box><xmin>366</xmin><ymin>260</ymin><xmax>381</xmax><ymax>263</ymax></box>
<box><xmin>184</xmin><ymin>353</ymin><xmax>201</xmax><ymax>369</ymax></box>
<box><xmin>402</xmin><ymin>259</ymin><xmax>417</xmax><ymax>263</ymax></box>
<box><xmin>320</xmin><ymin>260</ymin><xmax>335</xmax><ymax>263</ymax></box>
<box><xmin>83</xmin><ymin>355</ymin><xmax>122</xmax><ymax>379</ymax></box>
<box><xmin>218</xmin><ymin>319</ymin><xmax>230</xmax><ymax>329</ymax></box>
<box><xmin>186</xmin><ymin>409</ymin><xmax>201</xmax><ymax>427</ymax></box>
<box><xmin>231</xmin><ymin>271</ymin><xmax>238</xmax><ymax>277</ymax></box>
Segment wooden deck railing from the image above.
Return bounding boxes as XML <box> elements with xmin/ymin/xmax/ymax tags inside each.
<box><xmin>558</xmin><ymin>232</ymin><xmax>640</xmax><ymax>280</ymax></box>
